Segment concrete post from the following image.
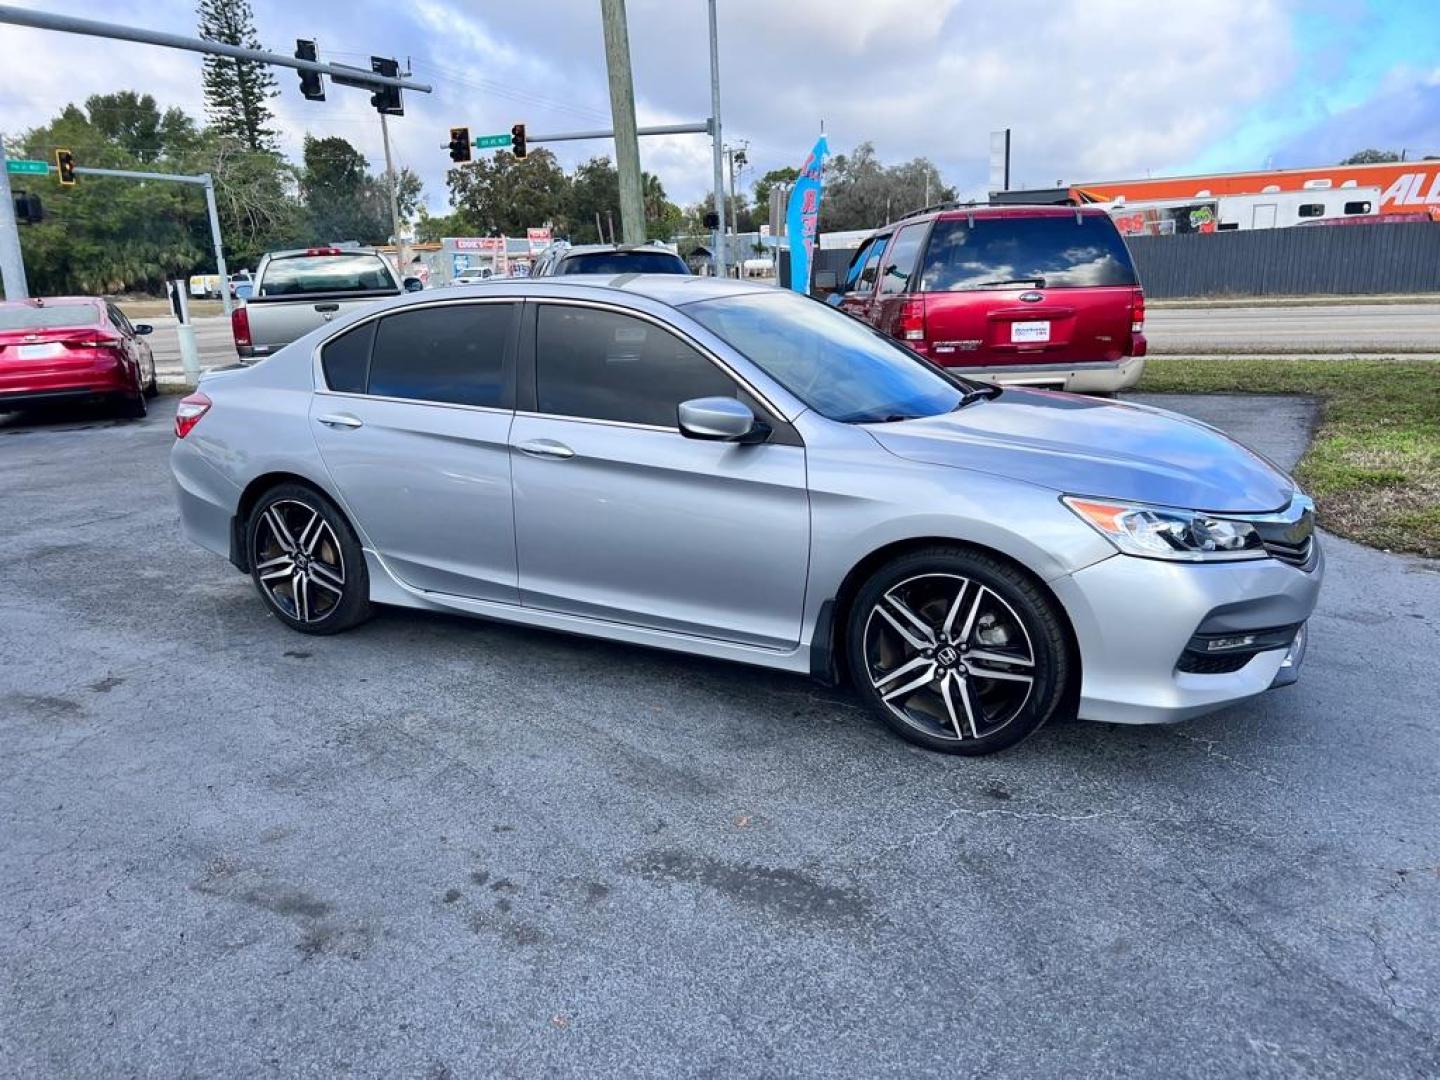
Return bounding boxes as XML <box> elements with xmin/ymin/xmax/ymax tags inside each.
<box><xmin>599</xmin><ymin>0</ymin><xmax>646</xmax><ymax>245</ymax></box>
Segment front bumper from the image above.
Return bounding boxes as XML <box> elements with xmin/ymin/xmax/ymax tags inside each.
<box><xmin>1050</xmin><ymin>540</ymin><xmax>1324</xmax><ymax>725</ymax></box>
<box><xmin>949</xmin><ymin>356</ymin><xmax>1145</xmax><ymax>394</ymax></box>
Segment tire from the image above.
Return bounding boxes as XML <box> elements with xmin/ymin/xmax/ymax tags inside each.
<box><xmin>845</xmin><ymin>546</ymin><xmax>1070</xmax><ymax>755</ymax></box>
<box><xmin>245</xmin><ymin>483</ymin><xmax>371</xmax><ymax>635</ymax></box>
<box><xmin>117</xmin><ymin>391</ymin><xmax>147</xmax><ymax>420</ymax></box>
<box><xmin>143</xmin><ymin>365</ymin><xmax>159</xmax><ymax>398</ymax></box>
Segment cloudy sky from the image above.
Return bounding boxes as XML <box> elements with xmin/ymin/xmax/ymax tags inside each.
<box><xmin>2</xmin><ymin>0</ymin><xmax>1437</xmax><ymax>215</ymax></box>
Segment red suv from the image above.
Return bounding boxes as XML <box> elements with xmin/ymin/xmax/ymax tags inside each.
<box><xmin>831</xmin><ymin>205</ymin><xmax>1146</xmax><ymax>393</ymax></box>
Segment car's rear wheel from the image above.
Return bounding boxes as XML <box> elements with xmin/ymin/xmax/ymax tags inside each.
<box><xmin>246</xmin><ymin>484</ymin><xmax>371</xmax><ymax>635</ymax></box>
<box><xmin>846</xmin><ymin>546</ymin><xmax>1070</xmax><ymax>755</ymax></box>
<box><xmin>117</xmin><ymin>391</ymin><xmax>147</xmax><ymax>420</ymax></box>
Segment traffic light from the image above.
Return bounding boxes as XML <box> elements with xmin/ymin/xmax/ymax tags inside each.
<box><xmin>55</xmin><ymin>148</ymin><xmax>76</xmax><ymax>186</ymax></box>
<box><xmin>448</xmin><ymin>127</ymin><xmax>471</xmax><ymax>164</ymax></box>
<box><xmin>369</xmin><ymin>56</ymin><xmax>403</xmax><ymax>116</ymax></box>
<box><xmin>12</xmin><ymin>191</ymin><xmax>44</xmax><ymax>224</ymax></box>
<box><xmin>295</xmin><ymin>39</ymin><xmax>325</xmax><ymax>101</ymax></box>
<box><xmin>511</xmin><ymin>123</ymin><xmax>527</xmax><ymax>160</ymax></box>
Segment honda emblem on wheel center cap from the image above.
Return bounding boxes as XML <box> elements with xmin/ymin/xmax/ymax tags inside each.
<box><xmin>936</xmin><ymin>645</ymin><xmax>959</xmax><ymax>667</ymax></box>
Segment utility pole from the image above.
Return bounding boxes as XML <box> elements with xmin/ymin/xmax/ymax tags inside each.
<box><xmin>707</xmin><ymin>0</ymin><xmax>727</xmax><ymax>276</ymax></box>
<box><xmin>599</xmin><ymin>0</ymin><xmax>646</xmax><ymax>245</ymax></box>
<box><xmin>0</xmin><ymin>135</ymin><xmax>31</xmax><ymax>300</ymax></box>
<box><xmin>379</xmin><ymin>110</ymin><xmax>407</xmax><ymax>274</ymax></box>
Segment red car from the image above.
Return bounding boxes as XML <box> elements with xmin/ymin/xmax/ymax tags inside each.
<box><xmin>832</xmin><ymin>205</ymin><xmax>1146</xmax><ymax>393</ymax></box>
<box><xmin>0</xmin><ymin>297</ymin><xmax>158</xmax><ymax>418</ymax></box>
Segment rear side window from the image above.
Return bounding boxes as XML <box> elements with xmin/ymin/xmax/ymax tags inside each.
<box><xmin>877</xmin><ymin>223</ymin><xmax>928</xmax><ymax>296</ymax></box>
<box><xmin>259</xmin><ymin>254</ymin><xmax>395</xmax><ymax>297</ymax></box>
<box><xmin>321</xmin><ymin>321</ymin><xmax>375</xmax><ymax>394</ymax></box>
<box><xmin>368</xmin><ymin>304</ymin><xmax>515</xmax><ymax>407</ymax></box>
<box><xmin>557</xmin><ymin>251</ymin><xmax>688</xmax><ymax>275</ymax></box>
<box><xmin>920</xmin><ymin>215</ymin><xmax>1138</xmax><ymax>291</ymax></box>
<box><xmin>536</xmin><ymin>305</ymin><xmax>735</xmax><ymax>427</ymax></box>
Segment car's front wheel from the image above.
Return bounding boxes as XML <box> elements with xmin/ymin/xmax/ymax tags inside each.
<box><xmin>246</xmin><ymin>484</ymin><xmax>371</xmax><ymax>635</ymax></box>
<box><xmin>846</xmin><ymin>546</ymin><xmax>1070</xmax><ymax>755</ymax></box>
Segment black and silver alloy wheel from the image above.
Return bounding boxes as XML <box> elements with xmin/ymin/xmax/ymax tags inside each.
<box><xmin>864</xmin><ymin>572</ymin><xmax>1036</xmax><ymax>743</ymax></box>
<box><xmin>246</xmin><ymin>484</ymin><xmax>371</xmax><ymax>635</ymax></box>
<box><xmin>847</xmin><ymin>547</ymin><xmax>1069</xmax><ymax>754</ymax></box>
<box><xmin>253</xmin><ymin>499</ymin><xmax>346</xmax><ymax>623</ymax></box>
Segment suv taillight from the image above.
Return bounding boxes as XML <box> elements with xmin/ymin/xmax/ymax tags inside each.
<box><xmin>175</xmin><ymin>391</ymin><xmax>212</xmax><ymax>439</ymax></box>
<box><xmin>231</xmin><ymin>304</ymin><xmax>251</xmax><ymax>348</ymax></box>
<box><xmin>1131</xmin><ymin>289</ymin><xmax>1145</xmax><ymax>334</ymax></box>
<box><xmin>899</xmin><ymin>297</ymin><xmax>927</xmax><ymax>347</ymax></box>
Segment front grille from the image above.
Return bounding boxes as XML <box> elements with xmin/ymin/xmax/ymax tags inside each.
<box><xmin>1251</xmin><ymin>501</ymin><xmax>1318</xmax><ymax>571</ymax></box>
<box><xmin>1261</xmin><ymin>534</ymin><xmax>1315</xmax><ymax>570</ymax></box>
<box><xmin>1177</xmin><ymin>651</ymin><xmax>1253</xmax><ymax>674</ymax></box>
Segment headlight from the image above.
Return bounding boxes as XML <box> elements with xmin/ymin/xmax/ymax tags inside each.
<box><xmin>1062</xmin><ymin>496</ymin><xmax>1265</xmax><ymax>562</ymax></box>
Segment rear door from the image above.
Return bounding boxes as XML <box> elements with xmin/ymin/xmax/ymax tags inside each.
<box><xmin>309</xmin><ymin>299</ymin><xmax>520</xmax><ymax>601</ymax></box>
<box><xmin>918</xmin><ymin>212</ymin><xmax>1140</xmax><ymax>368</ymax></box>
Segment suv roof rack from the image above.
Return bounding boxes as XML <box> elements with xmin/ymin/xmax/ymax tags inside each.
<box><xmin>891</xmin><ymin>199</ymin><xmax>985</xmax><ymax>226</ymax></box>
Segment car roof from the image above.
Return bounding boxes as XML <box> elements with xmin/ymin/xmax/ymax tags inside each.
<box><xmin>456</xmin><ymin>273</ymin><xmax>766</xmax><ymax>306</ymax></box>
<box><xmin>558</xmin><ymin>244</ymin><xmax>686</xmax><ymax>257</ymax></box>
<box><xmin>865</xmin><ymin>204</ymin><xmax>1110</xmax><ymax>235</ymax></box>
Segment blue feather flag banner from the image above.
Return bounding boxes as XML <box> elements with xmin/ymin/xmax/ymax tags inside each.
<box><xmin>785</xmin><ymin>133</ymin><xmax>829</xmax><ymax>294</ymax></box>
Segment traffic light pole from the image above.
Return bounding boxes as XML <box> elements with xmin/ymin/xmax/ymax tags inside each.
<box><xmin>0</xmin><ymin>135</ymin><xmax>31</xmax><ymax>300</ymax></box>
<box><xmin>708</xmin><ymin>0</ymin><xmax>727</xmax><ymax>277</ymax></box>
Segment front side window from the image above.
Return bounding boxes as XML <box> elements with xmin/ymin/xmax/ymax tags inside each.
<box><xmin>842</xmin><ymin>238</ymin><xmax>879</xmax><ymax>289</ymax></box>
<box><xmin>686</xmin><ymin>290</ymin><xmax>963</xmax><ymax>424</ymax></box>
<box><xmin>536</xmin><ymin>305</ymin><xmax>735</xmax><ymax>427</ymax></box>
<box><xmin>877</xmin><ymin>223</ymin><xmax>928</xmax><ymax>296</ymax></box>
<box><xmin>366</xmin><ymin>303</ymin><xmax>514</xmax><ymax>407</ymax></box>
<box><xmin>920</xmin><ymin>215</ymin><xmax>1139</xmax><ymax>291</ymax></box>
<box><xmin>854</xmin><ymin>238</ymin><xmax>890</xmax><ymax>294</ymax></box>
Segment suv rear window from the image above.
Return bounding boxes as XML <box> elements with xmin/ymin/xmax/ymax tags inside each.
<box><xmin>259</xmin><ymin>254</ymin><xmax>396</xmax><ymax>297</ymax></box>
<box><xmin>558</xmin><ymin>251</ymin><xmax>688</xmax><ymax>275</ymax></box>
<box><xmin>920</xmin><ymin>215</ymin><xmax>1138</xmax><ymax>291</ymax></box>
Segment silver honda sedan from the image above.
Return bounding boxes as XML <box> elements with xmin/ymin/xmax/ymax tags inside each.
<box><xmin>172</xmin><ymin>276</ymin><xmax>1322</xmax><ymax>755</ymax></box>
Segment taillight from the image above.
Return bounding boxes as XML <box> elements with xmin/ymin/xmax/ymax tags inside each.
<box><xmin>1131</xmin><ymin>289</ymin><xmax>1145</xmax><ymax>334</ymax></box>
<box><xmin>899</xmin><ymin>297</ymin><xmax>927</xmax><ymax>346</ymax></box>
<box><xmin>231</xmin><ymin>304</ymin><xmax>251</xmax><ymax>348</ymax></box>
<box><xmin>175</xmin><ymin>391</ymin><xmax>212</xmax><ymax>439</ymax></box>
<box><xmin>64</xmin><ymin>335</ymin><xmax>121</xmax><ymax>350</ymax></box>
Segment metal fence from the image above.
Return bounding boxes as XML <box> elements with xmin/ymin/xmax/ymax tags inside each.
<box><xmin>782</xmin><ymin>223</ymin><xmax>1440</xmax><ymax>299</ymax></box>
<box><xmin>1125</xmin><ymin>223</ymin><xmax>1440</xmax><ymax>298</ymax></box>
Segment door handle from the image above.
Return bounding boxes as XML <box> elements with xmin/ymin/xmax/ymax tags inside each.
<box><xmin>515</xmin><ymin>438</ymin><xmax>575</xmax><ymax>459</ymax></box>
<box><xmin>314</xmin><ymin>302</ymin><xmax>340</xmax><ymax>313</ymax></box>
<box><xmin>316</xmin><ymin>413</ymin><xmax>363</xmax><ymax>429</ymax></box>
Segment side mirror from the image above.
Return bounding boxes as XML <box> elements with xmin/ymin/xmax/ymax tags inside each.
<box><xmin>402</xmin><ymin>277</ymin><xmax>424</xmax><ymax>292</ymax></box>
<box><xmin>814</xmin><ymin>270</ymin><xmax>839</xmax><ymax>291</ymax></box>
<box><xmin>134</xmin><ymin>323</ymin><xmax>154</xmax><ymax>335</ymax></box>
<box><xmin>677</xmin><ymin>396</ymin><xmax>767</xmax><ymax>443</ymax></box>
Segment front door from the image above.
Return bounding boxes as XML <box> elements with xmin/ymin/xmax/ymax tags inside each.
<box><xmin>510</xmin><ymin>301</ymin><xmax>810</xmax><ymax>650</ymax></box>
<box><xmin>309</xmin><ymin>300</ymin><xmax>520</xmax><ymax>602</ymax></box>
<box><xmin>837</xmin><ymin>234</ymin><xmax>889</xmax><ymax>326</ymax></box>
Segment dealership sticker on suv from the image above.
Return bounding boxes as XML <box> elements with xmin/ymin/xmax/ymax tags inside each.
<box><xmin>1011</xmin><ymin>321</ymin><xmax>1051</xmax><ymax>343</ymax></box>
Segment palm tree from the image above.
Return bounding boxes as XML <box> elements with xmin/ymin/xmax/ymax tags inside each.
<box><xmin>641</xmin><ymin>171</ymin><xmax>667</xmax><ymax>224</ymax></box>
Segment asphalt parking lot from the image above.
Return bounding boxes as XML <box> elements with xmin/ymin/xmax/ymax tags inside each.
<box><xmin>2</xmin><ymin>394</ymin><xmax>1438</xmax><ymax>1078</ymax></box>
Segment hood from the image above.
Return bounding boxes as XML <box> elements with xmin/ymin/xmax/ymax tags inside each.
<box><xmin>868</xmin><ymin>388</ymin><xmax>1294</xmax><ymax>513</ymax></box>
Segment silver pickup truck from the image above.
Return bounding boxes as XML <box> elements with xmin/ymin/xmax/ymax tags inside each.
<box><xmin>231</xmin><ymin>247</ymin><xmax>420</xmax><ymax>359</ymax></box>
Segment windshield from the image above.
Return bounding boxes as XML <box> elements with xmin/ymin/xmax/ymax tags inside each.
<box><xmin>921</xmin><ymin>214</ymin><xmax>1138</xmax><ymax>291</ymax></box>
<box><xmin>259</xmin><ymin>254</ymin><xmax>396</xmax><ymax>297</ymax></box>
<box><xmin>0</xmin><ymin>303</ymin><xmax>100</xmax><ymax>330</ymax></box>
<box><xmin>559</xmin><ymin>251</ymin><xmax>687</xmax><ymax>275</ymax></box>
<box><xmin>685</xmin><ymin>290</ymin><xmax>965</xmax><ymax>424</ymax></box>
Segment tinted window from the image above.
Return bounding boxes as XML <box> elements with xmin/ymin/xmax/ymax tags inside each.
<box><xmin>259</xmin><ymin>254</ymin><xmax>396</xmax><ymax>297</ymax></box>
<box><xmin>1344</xmin><ymin>200</ymin><xmax>1371</xmax><ymax>215</ymax></box>
<box><xmin>842</xmin><ymin>238</ymin><xmax>878</xmax><ymax>288</ymax></box>
<box><xmin>920</xmin><ymin>215</ymin><xmax>1138</xmax><ymax>291</ymax></box>
<box><xmin>878</xmin><ymin>223</ymin><xmax>927</xmax><ymax>296</ymax></box>
<box><xmin>1298</xmin><ymin>204</ymin><xmax>1324</xmax><ymax>218</ymax></box>
<box><xmin>687</xmin><ymin>290</ymin><xmax>963</xmax><ymax>424</ymax></box>
<box><xmin>854</xmin><ymin>238</ymin><xmax>889</xmax><ymax>293</ymax></box>
<box><xmin>557</xmin><ymin>251</ymin><xmax>688</xmax><ymax>275</ymax></box>
<box><xmin>321</xmin><ymin>321</ymin><xmax>375</xmax><ymax>394</ymax></box>
<box><xmin>368</xmin><ymin>304</ymin><xmax>513</xmax><ymax>407</ymax></box>
<box><xmin>536</xmin><ymin>305</ymin><xmax>735</xmax><ymax>427</ymax></box>
<box><xmin>0</xmin><ymin>303</ymin><xmax>100</xmax><ymax>330</ymax></box>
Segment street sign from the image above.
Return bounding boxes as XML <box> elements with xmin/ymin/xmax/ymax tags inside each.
<box><xmin>5</xmin><ymin>160</ymin><xmax>49</xmax><ymax>176</ymax></box>
<box><xmin>473</xmin><ymin>133</ymin><xmax>511</xmax><ymax>150</ymax></box>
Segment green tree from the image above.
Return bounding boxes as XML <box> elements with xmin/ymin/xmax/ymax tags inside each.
<box><xmin>447</xmin><ymin>148</ymin><xmax>570</xmax><ymax>236</ymax></box>
<box><xmin>820</xmin><ymin>142</ymin><xmax>954</xmax><ymax>231</ymax></box>
<box><xmin>567</xmin><ymin>155</ymin><xmax>620</xmax><ymax>242</ymax></box>
<box><xmin>301</xmin><ymin>135</ymin><xmax>388</xmax><ymax>244</ymax></box>
<box><xmin>196</xmin><ymin>0</ymin><xmax>278</xmax><ymax>154</ymax></box>
<box><xmin>1340</xmin><ymin>149</ymin><xmax>1401</xmax><ymax>165</ymax></box>
<box><xmin>752</xmin><ymin>165</ymin><xmax>799</xmax><ymax>225</ymax></box>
